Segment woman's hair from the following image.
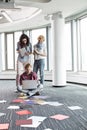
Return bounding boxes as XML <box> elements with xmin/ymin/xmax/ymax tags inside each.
<box><xmin>25</xmin><ymin>63</ymin><xmax>32</xmax><ymax>70</ymax></box>
<box><xmin>19</xmin><ymin>34</ymin><xmax>30</xmax><ymax>48</ymax></box>
<box><xmin>37</xmin><ymin>35</ymin><xmax>45</xmax><ymax>42</ymax></box>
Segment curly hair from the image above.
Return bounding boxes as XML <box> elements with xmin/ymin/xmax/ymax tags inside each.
<box><xmin>19</xmin><ymin>34</ymin><xmax>30</xmax><ymax>48</ymax></box>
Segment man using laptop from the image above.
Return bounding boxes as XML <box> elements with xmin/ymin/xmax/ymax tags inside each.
<box><xmin>18</xmin><ymin>63</ymin><xmax>40</xmax><ymax>96</ymax></box>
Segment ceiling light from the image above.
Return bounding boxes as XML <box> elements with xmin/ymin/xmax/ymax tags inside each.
<box><xmin>1</xmin><ymin>10</ymin><xmax>13</xmax><ymax>22</ymax></box>
<box><xmin>28</xmin><ymin>9</ymin><xmax>42</xmax><ymax>20</ymax></box>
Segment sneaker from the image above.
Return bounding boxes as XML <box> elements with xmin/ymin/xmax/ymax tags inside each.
<box><xmin>14</xmin><ymin>89</ymin><xmax>19</xmax><ymax>93</ymax></box>
<box><xmin>35</xmin><ymin>91</ymin><xmax>40</xmax><ymax>95</ymax></box>
<box><xmin>39</xmin><ymin>84</ymin><xmax>43</xmax><ymax>91</ymax></box>
<box><xmin>26</xmin><ymin>92</ymin><xmax>30</xmax><ymax>96</ymax></box>
<box><xmin>40</xmin><ymin>84</ymin><xmax>43</xmax><ymax>88</ymax></box>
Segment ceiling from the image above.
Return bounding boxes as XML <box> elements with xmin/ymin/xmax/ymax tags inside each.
<box><xmin>0</xmin><ymin>0</ymin><xmax>87</xmax><ymax>32</ymax></box>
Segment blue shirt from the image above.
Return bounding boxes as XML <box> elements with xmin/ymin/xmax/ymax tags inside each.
<box><xmin>17</xmin><ymin>42</ymin><xmax>32</xmax><ymax>63</ymax></box>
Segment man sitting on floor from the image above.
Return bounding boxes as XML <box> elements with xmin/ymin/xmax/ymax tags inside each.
<box><xmin>18</xmin><ymin>63</ymin><xmax>40</xmax><ymax>96</ymax></box>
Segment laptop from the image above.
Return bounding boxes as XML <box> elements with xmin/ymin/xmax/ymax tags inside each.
<box><xmin>22</xmin><ymin>80</ymin><xmax>38</xmax><ymax>90</ymax></box>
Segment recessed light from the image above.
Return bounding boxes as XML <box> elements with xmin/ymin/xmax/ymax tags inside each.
<box><xmin>0</xmin><ymin>15</ymin><xmax>3</xmax><ymax>19</ymax></box>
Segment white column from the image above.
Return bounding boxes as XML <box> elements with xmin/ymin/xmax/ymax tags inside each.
<box><xmin>0</xmin><ymin>34</ymin><xmax>2</xmax><ymax>72</ymax></box>
<box><xmin>51</xmin><ymin>12</ymin><xmax>66</xmax><ymax>87</ymax></box>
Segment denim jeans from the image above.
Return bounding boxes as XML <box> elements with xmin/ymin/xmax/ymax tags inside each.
<box><xmin>33</xmin><ymin>59</ymin><xmax>45</xmax><ymax>84</ymax></box>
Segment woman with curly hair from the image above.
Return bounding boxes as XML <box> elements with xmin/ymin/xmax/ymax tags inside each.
<box><xmin>16</xmin><ymin>33</ymin><xmax>32</xmax><ymax>92</ymax></box>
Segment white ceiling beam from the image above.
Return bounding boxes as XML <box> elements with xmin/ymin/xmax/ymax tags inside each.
<box><xmin>16</xmin><ymin>0</ymin><xmax>51</xmax><ymax>3</ymax></box>
<box><xmin>1</xmin><ymin>10</ymin><xmax>13</xmax><ymax>22</ymax></box>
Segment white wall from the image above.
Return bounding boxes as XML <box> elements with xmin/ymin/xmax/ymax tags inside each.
<box><xmin>0</xmin><ymin>71</ymin><xmax>87</xmax><ymax>86</ymax></box>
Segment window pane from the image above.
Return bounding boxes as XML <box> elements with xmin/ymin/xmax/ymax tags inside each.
<box><xmin>1</xmin><ymin>33</ymin><xmax>5</xmax><ymax>70</ymax></box>
<box><xmin>31</xmin><ymin>28</ymin><xmax>47</xmax><ymax>70</ymax></box>
<box><xmin>65</xmin><ymin>22</ymin><xmax>72</xmax><ymax>70</ymax></box>
<box><xmin>14</xmin><ymin>31</ymin><xmax>22</xmax><ymax>70</ymax></box>
<box><xmin>80</xmin><ymin>17</ymin><xmax>87</xmax><ymax>71</ymax></box>
<box><xmin>48</xmin><ymin>27</ymin><xmax>53</xmax><ymax>71</ymax></box>
<box><xmin>6</xmin><ymin>34</ymin><xmax>14</xmax><ymax>69</ymax></box>
<box><xmin>23</xmin><ymin>30</ymin><xmax>29</xmax><ymax>36</ymax></box>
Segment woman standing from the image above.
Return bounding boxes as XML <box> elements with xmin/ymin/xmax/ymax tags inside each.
<box><xmin>33</xmin><ymin>35</ymin><xmax>47</xmax><ymax>88</ymax></box>
<box><xmin>16</xmin><ymin>33</ymin><xmax>32</xmax><ymax>91</ymax></box>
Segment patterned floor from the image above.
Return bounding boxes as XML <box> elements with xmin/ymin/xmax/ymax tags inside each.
<box><xmin>0</xmin><ymin>80</ymin><xmax>87</xmax><ymax>130</ymax></box>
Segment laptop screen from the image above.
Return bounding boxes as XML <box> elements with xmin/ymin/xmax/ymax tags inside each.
<box><xmin>22</xmin><ymin>80</ymin><xmax>38</xmax><ymax>90</ymax></box>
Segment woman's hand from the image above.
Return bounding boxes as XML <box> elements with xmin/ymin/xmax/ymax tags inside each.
<box><xmin>25</xmin><ymin>52</ymin><xmax>33</xmax><ymax>55</ymax></box>
<box><xmin>25</xmin><ymin>52</ymin><xmax>29</xmax><ymax>56</ymax></box>
<box><xmin>17</xmin><ymin>50</ymin><xmax>21</xmax><ymax>54</ymax></box>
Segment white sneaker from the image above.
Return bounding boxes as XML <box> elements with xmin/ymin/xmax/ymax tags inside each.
<box><xmin>39</xmin><ymin>84</ymin><xmax>43</xmax><ymax>90</ymax></box>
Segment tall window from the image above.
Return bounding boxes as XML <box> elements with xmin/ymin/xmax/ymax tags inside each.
<box><xmin>65</xmin><ymin>22</ymin><xmax>72</xmax><ymax>71</ymax></box>
<box><xmin>14</xmin><ymin>31</ymin><xmax>22</xmax><ymax>70</ymax></box>
<box><xmin>80</xmin><ymin>17</ymin><xmax>87</xmax><ymax>71</ymax></box>
<box><xmin>6</xmin><ymin>33</ymin><xmax>14</xmax><ymax>70</ymax></box>
<box><xmin>1</xmin><ymin>29</ymin><xmax>48</xmax><ymax>71</ymax></box>
<box><xmin>48</xmin><ymin>27</ymin><xmax>53</xmax><ymax>71</ymax></box>
<box><xmin>1</xmin><ymin>33</ymin><xmax>5</xmax><ymax>70</ymax></box>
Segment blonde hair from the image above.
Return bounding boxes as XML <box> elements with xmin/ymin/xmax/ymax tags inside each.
<box><xmin>37</xmin><ymin>35</ymin><xmax>45</xmax><ymax>42</ymax></box>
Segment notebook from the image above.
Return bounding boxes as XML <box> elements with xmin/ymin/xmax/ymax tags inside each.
<box><xmin>19</xmin><ymin>48</ymin><xmax>26</xmax><ymax>57</ymax></box>
<box><xmin>22</xmin><ymin>80</ymin><xmax>38</xmax><ymax>90</ymax></box>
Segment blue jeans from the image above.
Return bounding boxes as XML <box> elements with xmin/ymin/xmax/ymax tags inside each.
<box><xmin>33</xmin><ymin>59</ymin><xmax>45</xmax><ymax>84</ymax></box>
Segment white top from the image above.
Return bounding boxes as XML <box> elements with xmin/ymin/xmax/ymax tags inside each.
<box><xmin>34</xmin><ymin>43</ymin><xmax>46</xmax><ymax>60</ymax></box>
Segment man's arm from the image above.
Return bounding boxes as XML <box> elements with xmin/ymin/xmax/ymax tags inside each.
<box><xmin>34</xmin><ymin>46</ymin><xmax>47</xmax><ymax>57</ymax></box>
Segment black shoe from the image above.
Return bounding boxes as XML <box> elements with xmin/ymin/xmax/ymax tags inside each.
<box><xmin>27</xmin><ymin>92</ymin><xmax>30</xmax><ymax>96</ymax></box>
<box><xmin>34</xmin><ymin>92</ymin><xmax>40</xmax><ymax>95</ymax></box>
